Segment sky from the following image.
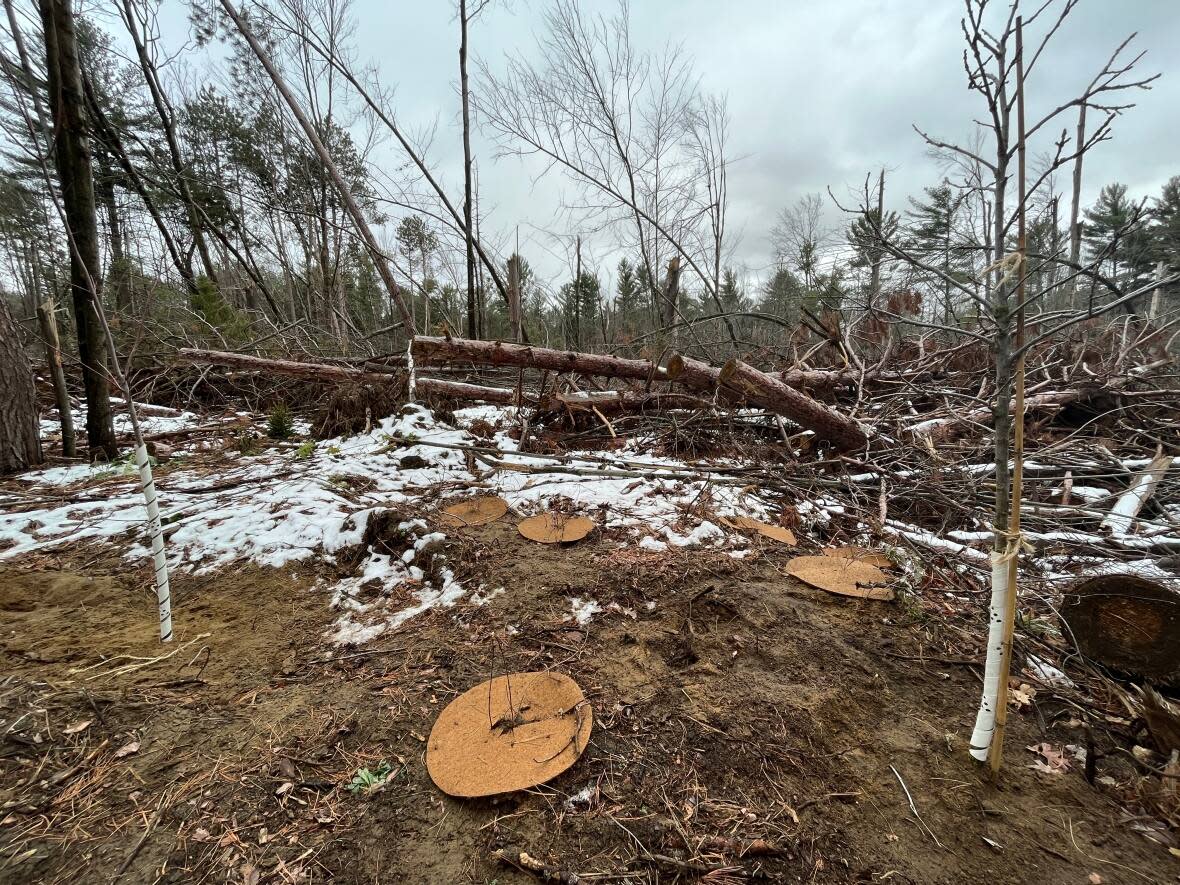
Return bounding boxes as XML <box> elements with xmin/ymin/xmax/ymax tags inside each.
<box><xmin>159</xmin><ymin>0</ymin><xmax>1180</xmax><ymax>291</ymax></box>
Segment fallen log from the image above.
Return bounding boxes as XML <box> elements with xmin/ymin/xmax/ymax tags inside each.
<box><xmin>717</xmin><ymin>359</ymin><xmax>869</xmax><ymax>451</ymax></box>
<box><xmin>413</xmin><ymin>336</ymin><xmax>665</xmax><ymax>382</ymax></box>
<box><xmin>905</xmin><ymin>384</ymin><xmax>1124</xmax><ymax>439</ymax></box>
<box><xmin>178</xmin><ymin>348</ymin><xmax>391</xmax><ymax>385</ymax></box>
<box><xmin>1102</xmin><ymin>452</ymin><xmax>1172</xmax><ymax>537</ymax></box>
<box><xmin>415</xmin><ymin>377</ymin><xmax>522</xmax><ymax>405</ymax></box>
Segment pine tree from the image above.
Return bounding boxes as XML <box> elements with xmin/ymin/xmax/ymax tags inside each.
<box><xmin>614</xmin><ymin>258</ymin><xmax>642</xmax><ymax>339</ymax></box>
<box><xmin>906</xmin><ymin>182</ymin><xmax>969</xmax><ymax>323</ymax></box>
<box><xmin>758</xmin><ymin>267</ymin><xmax>805</xmax><ymax>325</ymax></box>
<box><xmin>560</xmin><ymin>271</ymin><xmax>601</xmax><ymax>349</ymax></box>
<box><xmin>1083</xmin><ymin>183</ymin><xmax>1153</xmax><ymax>289</ymax></box>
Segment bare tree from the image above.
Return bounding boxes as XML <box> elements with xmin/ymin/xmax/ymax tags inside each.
<box><xmin>216</xmin><ymin>0</ymin><xmax>415</xmax><ymax>333</ymax></box>
<box><xmin>847</xmin><ymin>0</ymin><xmax>1159</xmax><ymax>773</ymax></box>
<box><xmin>477</xmin><ymin>0</ymin><xmax>736</xmax><ymax>346</ymax></box>
<box><xmin>771</xmin><ymin>193</ymin><xmax>834</xmax><ymax>289</ymax></box>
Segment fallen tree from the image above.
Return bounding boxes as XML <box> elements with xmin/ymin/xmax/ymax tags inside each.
<box><xmin>178</xmin><ymin>348</ymin><xmax>391</xmax><ymax>385</ymax></box>
<box><xmin>666</xmin><ymin>353</ymin><xmax>869</xmax><ymax>451</ymax></box>
<box><xmin>412</xmin><ymin>335</ymin><xmax>666</xmax><ymax>382</ymax></box>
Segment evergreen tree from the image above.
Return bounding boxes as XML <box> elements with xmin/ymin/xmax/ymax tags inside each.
<box><xmin>614</xmin><ymin>258</ymin><xmax>643</xmax><ymax>338</ymax></box>
<box><xmin>560</xmin><ymin>271</ymin><xmax>601</xmax><ymax>349</ymax></box>
<box><xmin>1083</xmin><ymin>183</ymin><xmax>1153</xmax><ymax>289</ymax></box>
<box><xmin>758</xmin><ymin>267</ymin><xmax>805</xmax><ymax>325</ymax></box>
<box><xmin>906</xmin><ymin>182</ymin><xmax>969</xmax><ymax>323</ymax></box>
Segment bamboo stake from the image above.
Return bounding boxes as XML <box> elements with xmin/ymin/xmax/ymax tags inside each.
<box><xmin>988</xmin><ymin>16</ymin><xmax>1029</xmax><ymax>774</ymax></box>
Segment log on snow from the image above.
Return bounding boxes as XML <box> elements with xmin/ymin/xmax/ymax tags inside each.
<box><xmin>717</xmin><ymin>359</ymin><xmax>869</xmax><ymax>451</ymax></box>
<box><xmin>413</xmin><ymin>336</ymin><xmax>666</xmax><ymax>383</ymax></box>
<box><xmin>178</xmin><ymin>348</ymin><xmax>392</xmax><ymax>385</ymax></box>
<box><xmin>415</xmin><ymin>377</ymin><xmax>524</xmax><ymax>405</ymax></box>
<box><xmin>1101</xmin><ymin>452</ymin><xmax>1172</xmax><ymax>537</ymax></box>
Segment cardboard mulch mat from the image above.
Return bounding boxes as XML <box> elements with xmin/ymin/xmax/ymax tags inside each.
<box><xmin>427</xmin><ymin>671</ymin><xmax>593</xmax><ymax>798</ymax></box>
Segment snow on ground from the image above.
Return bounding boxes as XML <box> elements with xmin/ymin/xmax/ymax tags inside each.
<box><xmin>2</xmin><ymin>405</ymin><xmax>775</xmax><ymax>643</ymax></box>
<box><xmin>10</xmin><ymin>402</ymin><xmax>1172</xmax><ymax>642</ymax></box>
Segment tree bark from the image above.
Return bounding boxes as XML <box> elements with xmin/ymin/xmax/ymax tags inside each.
<box><xmin>413</xmin><ymin>335</ymin><xmax>666</xmax><ymax>381</ymax></box>
<box><xmin>40</xmin><ymin>0</ymin><xmax>118</xmax><ymax>460</ymax></box>
<box><xmin>0</xmin><ymin>295</ymin><xmax>42</xmax><ymax>473</ymax></box>
<box><xmin>717</xmin><ymin>358</ymin><xmax>869</xmax><ymax>451</ymax></box>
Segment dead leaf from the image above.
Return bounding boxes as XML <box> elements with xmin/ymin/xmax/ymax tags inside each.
<box><xmin>439</xmin><ymin>495</ymin><xmax>508</xmax><ymax>528</ymax></box>
<box><xmin>517</xmin><ymin>513</ymin><xmax>596</xmax><ymax>544</ymax></box>
<box><xmin>241</xmin><ymin>862</ymin><xmax>261</xmax><ymax>885</ymax></box>
<box><xmin>1008</xmin><ymin>682</ymin><xmax>1036</xmax><ymax>709</ymax></box>
<box><xmin>821</xmin><ymin>546</ymin><xmax>894</xmax><ymax>569</ymax></box>
<box><xmin>191</xmin><ymin>827</ymin><xmax>213</xmax><ymax>843</ymax></box>
<box><xmin>725</xmin><ymin>516</ymin><xmax>797</xmax><ymax>546</ymax></box>
<box><xmin>1026</xmin><ymin>742</ymin><xmax>1069</xmax><ymax>774</ymax></box>
<box><xmin>62</xmin><ymin>719</ymin><xmax>92</xmax><ymax>735</ymax></box>
<box><xmin>1088</xmin><ymin>873</ymin><xmax>1103</xmax><ymax>884</ymax></box>
<box><xmin>785</xmin><ymin>556</ymin><xmax>893</xmax><ymax>601</ymax></box>
<box><xmin>114</xmin><ymin>740</ymin><xmax>140</xmax><ymax>758</ymax></box>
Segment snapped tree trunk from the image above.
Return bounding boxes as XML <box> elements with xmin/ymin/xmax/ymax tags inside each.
<box><xmin>0</xmin><ymin>295</ymin><xmax>42</xmax><ymax>473</ymax></box>
<box><xmin>40</xmin><ymin>0</ymin><xmax>117</xmax><ymax>460</ymax></box>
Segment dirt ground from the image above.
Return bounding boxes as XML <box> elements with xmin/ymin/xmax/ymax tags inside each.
<box><xmin>2</xmin><ymin>515</ymin><xmax>1178</xmax><ymax>884</ymax></box>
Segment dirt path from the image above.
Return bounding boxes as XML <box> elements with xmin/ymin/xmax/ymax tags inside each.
<box><xmin>0</xmin><ymin>525</ymin><xmax>1173</xmax><ymax>884</ymax></box>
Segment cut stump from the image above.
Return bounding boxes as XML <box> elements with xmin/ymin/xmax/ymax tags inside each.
<box><xmin>439</xmin><ymin>495</ymin><xmax>509</xmax><ymax>527</ymax></box>
<box><xmin>1061</xmin><ymin>574</ymin><xmax>1180</xmax><ymax>685</ymax></box>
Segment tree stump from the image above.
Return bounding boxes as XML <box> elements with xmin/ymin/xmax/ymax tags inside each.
<box><xmin>1061</xmin><ymin>574</ymin><xmax>1180</xmax><ymax>685</ymax></box>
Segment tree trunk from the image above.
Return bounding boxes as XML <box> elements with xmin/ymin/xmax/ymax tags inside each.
<box><xmin>36</xmin><ymin>298</ymin><xmax>76</xmax><ymax>457</ymax></box>
<box><xmin>869</xmin><ymin>170</ymin><xmax>885</xmax><ymax>309</ymax></box>
<box><xmin>460</xmin><ymin>0</ymin><xmax>477</xmax><ymax>339</ymax></box>
<box><xmin>0</xmin><ymin>295</ymin><xmax>42</xmax><ymax>473</ymax></box>
<box><xmin>1068</xmin><ymin>103</ymin><xmax>1086</xmax><ymax>310</ymax></box>
<box><xmin>40</xmin><ymin>0</ymin><xmax>118</xmax><ymax>461</ymax></box>
<box><xmin>717</xmin><ymin>358</ymin><xmax>869</xmax><ymax>451</ymax></box>
<box><xmin>413</xmin><ymin>335</ymin><xmax>666</xmax><ymax>381</ymax></box>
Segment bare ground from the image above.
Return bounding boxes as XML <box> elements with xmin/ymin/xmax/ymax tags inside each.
<box><xmin>1</xmin><ymin>515</ymin><xmax>1177</xmax><ymax>884</ymax></box>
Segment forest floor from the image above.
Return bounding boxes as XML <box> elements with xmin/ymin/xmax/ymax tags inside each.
<box><xmin>2</xmin><ymin>404</ymin><xmax>1178</xmax><ymax>884</ymax></box>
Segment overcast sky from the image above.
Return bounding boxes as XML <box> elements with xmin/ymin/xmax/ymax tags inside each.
<box><xmin>161</xmin><ymin>0</ymin><xmax>1180</xmax><ymax>290</ymax></box>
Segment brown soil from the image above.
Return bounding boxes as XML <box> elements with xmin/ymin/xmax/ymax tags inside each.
<box><xmin>1</xmin><ymin>524</ymin><xmax>1176</xmax><ymax>884</ymax></box>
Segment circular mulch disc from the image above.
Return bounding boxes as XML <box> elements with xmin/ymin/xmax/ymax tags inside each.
<box><xmin>517</xmin><ymin>513</ymin><xmax>596</xmax><ymax>544</ymax></box>
<box><xmin>439</xmin><ymin>495</ymin><xmax>509</xmax><ymax>528</ymax></box>
<box><xmin>427</xmin><ymin>672</ymin><xmax>593</xmax><ymax>798</ymax></box>
<box><xmin>726</xmin><ymin>515</ymin><xmax>797</xmax><ymax>546</ymax></box>
<box><xmin>1061</xmin><ymin>574</ymin><xmax>1180</xmax><ymax>685</ymax></box>
<box><xmin>786</xmin><ymin>555</ymin><xmax>894</xmax><ymax>601</ymax></box>
<box><xmin>821</xmin><ymin>546</ymin><xmax>894</xmax><ymax>569</ymax></box>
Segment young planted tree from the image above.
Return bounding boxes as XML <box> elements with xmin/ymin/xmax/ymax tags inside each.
<box><xmin>840</xmin><ymin>0</ymin><xmax>1161</xmax><ymax>773</ymax></box>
